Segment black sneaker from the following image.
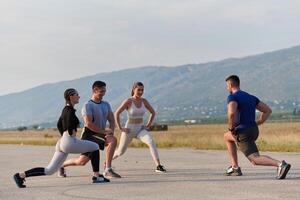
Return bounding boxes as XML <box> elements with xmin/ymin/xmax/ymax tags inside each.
<box><xmin>224</xmin><ymin>166</ymin><xmax>242</xmax><ymax>176</ymax></box>
<box><xmin>58</xmin><ymin>167</ymin><xmax>66</xmax><ymax>178</ymax></box>
<box><xmin>13</xmin><ymin>173</ymin><xmax>26</xmax><ymax>188</ymax></box>
<box><xmin>276</xmin><ymin>160</ymin><xmax>291</xmax><ymax>179</ymax></box>
<box><xmin>92</xmin><ymin>175</ymin><xmax>110</xmax><ymax>183</ymax></box>
<box><xmin>155</xmin><ymin>165</ymin><xmax>166</xmax><ymax>173</ymax></box>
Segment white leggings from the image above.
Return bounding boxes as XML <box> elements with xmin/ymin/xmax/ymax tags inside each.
<box><xmin>44</xmin><ymin>132</ymin><xmax>99</xmax><ymax>175</ymax></box>
<box><xmin>114</xmin><ymin>124</ymin><xmax>159</xmax><ymax>162</ymax></box>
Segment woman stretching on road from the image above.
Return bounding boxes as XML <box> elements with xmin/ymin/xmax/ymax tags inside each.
<box><xmin>113</xmin><ymin>82</ymin><xmax>166</xmax><ymax>173</ymax></box>
<box><xmin>13</xmin><ymin>88</ymin><xmax>101</xmax><ymax>188</ymax></box>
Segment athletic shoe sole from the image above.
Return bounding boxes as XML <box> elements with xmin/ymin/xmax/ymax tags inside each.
<box><xmin>103</xmin><ymin>175</ymin><xmax>121</xmax><ymax>179</ymax></box>
<box><xmin>155</xmin><ymin>170</ymin><xmax>166</xmax><ymax>173</ymax></box>
<box><xmin>224</xmin><ymin>172</ymin><xmax>242</xmax><ymax>176</ymax></box>
<box><xmin>92</xmin><ymin>180</ymin><xmax>110</xmax><ymax>183</ymax></box>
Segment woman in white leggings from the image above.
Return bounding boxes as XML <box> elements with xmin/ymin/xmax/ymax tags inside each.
<box><xmin>13</xmin><ymin>88</ymin><xmax>100</xmax><ymax>188</ymax></box>
<box><xmin>113</xmin><ymin>82</ymin><xmax>166</xmax><ymax>173</ymax></box>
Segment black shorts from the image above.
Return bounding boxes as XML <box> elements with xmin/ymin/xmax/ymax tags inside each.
<box><xmin>80</xmin><ymin>127</ymin><xmax>106</xmax><ymax>158</ymax></box>
<box><xmin>235</xmin><ymin>126</ymin><xmax>259</xmax><ymax>157</ymax></box>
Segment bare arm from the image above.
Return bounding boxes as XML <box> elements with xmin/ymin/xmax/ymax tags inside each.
<box><xmin>227</xmin><ymin>101</ymin><xmax>238</xmax><ymax>130</ymax></box>
<box><xmin>143</xmin><ymin>99</ymin><xmax>155</xmax><ymax>129</ymax></box>
<box><xmin>256</xmin><ymin>101</ymin><xmax>272</xmax><ymax>126</ymax></box>
<box><xmin>114</xmin><ymin>99</ymin><xmax>130</xmax><ymax>130</ymax></box>
<box><xmin>83</xmin><ymin>115</ymin><xmax>106</xmax><ymax>138</ymax></box>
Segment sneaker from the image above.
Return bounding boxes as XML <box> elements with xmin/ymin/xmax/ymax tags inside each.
<box><xmin>58</xmin><ymin>167</ymin><xmax>66</xmax><ymax>178</ymax></box>
<box><xmin>103</xmin><ymin>168</ymin><xmax>121</xmax><ymax>178</ymax></box>
<box><xmin>224</xmin><ymin>166</ymin><xmax>243</xmax><ymax>176</ymax></box>
<box><xmin>13</xmin><ymin>173</ymin><xmax>26</xmax><ymax>188</ymax></box>
<box><xmin>92</xmin><ymin>175</ymin><xmax>110</xmax><ymax>183</ymax></box>
<box><xmin>276</xmin><ymin>160</ymin><xmax>291</xmax><ymax>179</ymax></box>
<box><xmin>155</xmin><ymin>165</ymin><xmax>166</xmax><ymax>173</ymax></box>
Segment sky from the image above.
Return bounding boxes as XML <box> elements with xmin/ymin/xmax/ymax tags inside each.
<box><xmin>1</xmin><ymin>0</ymin><xmax>300</xmax><ymax>95</ymax></box>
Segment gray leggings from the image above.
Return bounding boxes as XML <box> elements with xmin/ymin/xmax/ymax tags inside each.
<box><xmin>44</xmin><ymin>132</ymin><xmax>99</xmax><ymax>175</ymax></box>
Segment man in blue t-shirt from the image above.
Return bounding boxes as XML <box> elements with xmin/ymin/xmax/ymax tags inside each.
<box><xmin>224</xmin><ymin>75</ymin><xmax>291</xmax><ymax>179</ymax></box>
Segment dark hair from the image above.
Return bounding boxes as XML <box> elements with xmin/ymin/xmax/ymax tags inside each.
<box><xmin>131</xmin><ymin>82</ymin><xmax>144</xmax><ymax>96</ymax></box>
<box><xmin>225</xmin><ymin>75</ymin><xmax>240</xmax><ymax>87</ymax></box>
<box><xmin>92</xmin><ymin>81</ymin><xmax>106</xmax><ymax>89</ymax></box>
<box><xmin>64</xmin><ymin>88</ymin><xmax>77</xmax><ymax>106</ymax></box>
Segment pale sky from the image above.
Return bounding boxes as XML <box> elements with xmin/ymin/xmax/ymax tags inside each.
<box><xmin>1</xmin><ymin>0</ymin><xmax>300</xmax><ymax>95</ymax></box>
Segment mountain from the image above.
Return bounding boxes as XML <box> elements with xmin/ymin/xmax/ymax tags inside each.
<box><xmin>1</xmin><ymin>45</ymin><xmax>300</xmax><ymax>128</ymax></box>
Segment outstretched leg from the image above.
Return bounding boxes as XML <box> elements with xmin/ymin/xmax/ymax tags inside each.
<box><xmin>247</xmin><ymin>152</ymin><xmax>280</xmax><ymax>167</ymax></box>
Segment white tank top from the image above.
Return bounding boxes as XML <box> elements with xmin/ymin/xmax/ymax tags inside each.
<box><xmin>127</xmin><ymin>99</ymin><xmax>146</xmax><ymax>119</ymax></box>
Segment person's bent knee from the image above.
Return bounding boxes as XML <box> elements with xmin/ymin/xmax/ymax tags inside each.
<box><xmin>224</xmin><ymin>132</ymin><xmax>231</xmax><ymax>141</ymax></box>
<box><xmin>224</xmin><ymin>131</ymin><xmax>236</xmax><ymax>142</ymax></box>
<box><xmin>107</xmin><ymin>136</ymin><xmax>117</xmax><ymax>145</ymax></box>
<box><xmin>247</xmin><ymin>153</ymin><xmax>259</xmax><ymax>166</ymax></box>
<box><xmin>144</xmin><ymin>138</ymin><xmax>155</xmax><ymax>147</ymax></box>
<box><xmin>249</xmin><ymin>159</ymin><xmax>257</xmax><ymax>166</ymax></box>
<box><xmin>111</xmin><ymin>136</ymin><xmax>117</xmax><ymax>144</ymax></box>
<box><xmin>91</xmin><ymin>143</ymin><xmax>99</xmax><ymax>152</ymax></box>
<box><xmin>44</xmin><ymin>167</ymin><xmax>58</xmax><ymax>175</ymax></box>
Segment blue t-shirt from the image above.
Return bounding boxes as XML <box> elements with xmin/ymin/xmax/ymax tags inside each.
<box><xmin>81</xmin><ymin>100</ymin><xmax>112</xmax><ymax>129</ymax></box>
<box><xmin>227</xmin><ymin>90</ymin><xmax>260</xmax><ymax>132</ymax></box>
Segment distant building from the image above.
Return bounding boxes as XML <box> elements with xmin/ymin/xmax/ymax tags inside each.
<box><xmin>184</xmin><ymin>119</ymin><xmax>196</xmax><ymax>124</ymax></box>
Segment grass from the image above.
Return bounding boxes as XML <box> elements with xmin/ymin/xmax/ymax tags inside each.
<box><xmin>1</xmin><ymin>122</ymin><xmax>300</xmax><ymax>152</ymax></box>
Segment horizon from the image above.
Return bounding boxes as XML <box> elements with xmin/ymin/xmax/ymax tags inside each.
<box><xmin>0</xmin><ymin>44</ymin><xmax>299</xmax><ymax>97</ymax></box>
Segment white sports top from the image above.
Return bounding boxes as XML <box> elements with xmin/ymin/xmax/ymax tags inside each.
<box><xmin>127</xmin><ymin>99</ymin><xmax>146</xmax><ymax>119</ymax></box>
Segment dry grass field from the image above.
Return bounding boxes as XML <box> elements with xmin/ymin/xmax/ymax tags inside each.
<box><xmin>1</xmin><ymin>122</ymin><xmax>300</xmax><ymax>152</ymax></box>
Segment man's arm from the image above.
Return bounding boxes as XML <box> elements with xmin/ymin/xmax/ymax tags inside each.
<box><xmin>83</xmin><ymin>115</ymin><xmax>106</xmax><ymax>138</ymax></box>
<box><xmin>256</xmin><ymin>101</ymin><xmax>272</xmax><ymax>126</ymax></box>
<box><xmin>227</xmin><ymin>101</ymin><xmax>238</xmax><ymax>130</ymax></box>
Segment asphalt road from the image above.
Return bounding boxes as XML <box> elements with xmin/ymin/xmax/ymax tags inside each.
<box><xmin>1</xmin><ymin>145</ymin><xmax>300</xmax><ymax>200</ymax></box>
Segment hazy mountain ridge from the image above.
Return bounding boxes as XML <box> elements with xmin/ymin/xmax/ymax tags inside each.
<box><xmin>1</xmin><ymin>45</ymin><xmax>300</xmax><ymax>128</ymax></box>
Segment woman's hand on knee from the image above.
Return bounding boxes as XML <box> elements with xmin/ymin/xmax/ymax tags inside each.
<box><xmin>105</xmin><ymin>135</ymin><xmax>117</xmax><ymax>143</ymax></box>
